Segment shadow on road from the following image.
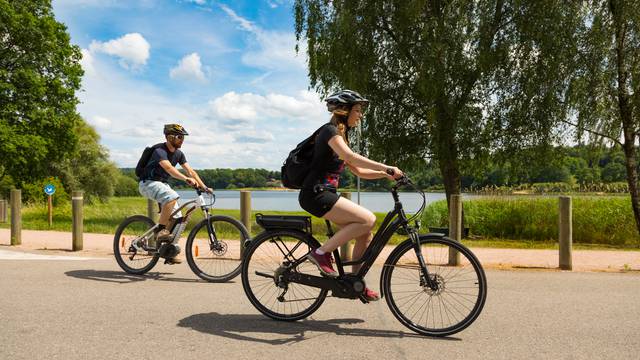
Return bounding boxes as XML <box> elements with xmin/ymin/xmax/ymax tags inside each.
<box><xmin>64</xmin><ymin>269</ymin><xmax>209</xmax><ymax>284</ymax></box>
<box><xmin>178</xmin><ymin>312</ymin><xmax>458</xmax><ymax>344</ymax></box>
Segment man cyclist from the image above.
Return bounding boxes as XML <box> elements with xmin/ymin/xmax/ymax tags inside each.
<box><xmin>138</xmin><ymin>124</ymin><xmax>211</xmax><ymax>264</ymax></box>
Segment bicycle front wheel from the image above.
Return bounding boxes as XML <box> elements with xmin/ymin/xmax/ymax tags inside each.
<box><xmin>113</xmin><ymin>215</ymin><xmax>159</xmax><ymax>275</ymax></box>
<box><xmin>185</xmin><ymin>215</ymin><xmax>250</xmax><ymax>282</ymax></box>
<box><xmin>241</xmin><ymin>230</ymin><xmax>328</xmax><ymax>321</ymax></box>
<box><xmin>381</xmin><ymin>236</ymin><xmax>487</xmax><ymax>337</ymax></box>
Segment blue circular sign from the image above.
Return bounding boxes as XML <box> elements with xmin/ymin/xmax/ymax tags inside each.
<box><xmin>44</xmin><ymin>184</ymin><xmax>56</xmax><ymax>196</ymax></box>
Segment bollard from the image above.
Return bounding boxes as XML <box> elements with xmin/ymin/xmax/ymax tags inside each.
<box><xmin>240</xmin><ymin>191</ymin><xmax>251</xmax><ymax>256</ymax></box>
<box><xmin>147</xmin><ymin>198</ymin><xmax>158</xmax><ymax>223</ymax></box>
<box><xmin>559</xmin><ymin>196</ymin><xmax>572</xmax><ymax>270</ymax></box>
<box><xmin>339</xmin><ymin>192</ymin><xmax>353</xmax><ymax>261</ymax></box>
<box><xmin>72</xmin><ymin>191</ymin><xmax>83</xmax><ymax>251</ymax></box>
<box><xmin>0</xmin><ymin>199</ymin><xmax>7</xmax><ymax>223</ymax></box>
<box><xmin>10</xmin><ymin>190</ymin><xmax>21</xmax><ymax>245</ymax></box>
<box><xmin>448</xmin><ymin>194</ymin><xmax>462</xmax><ymax>266</ymax></box>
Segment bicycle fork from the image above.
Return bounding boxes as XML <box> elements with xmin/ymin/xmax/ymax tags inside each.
<box><xmin>202</xmin><ymin>209</ymin><xmax>226</xmax><ymax>254</ymax></box>
<box><xmin>409</xmin><ymin>230</ymin><xmax>439</xmax><ymax>291</ymax></box>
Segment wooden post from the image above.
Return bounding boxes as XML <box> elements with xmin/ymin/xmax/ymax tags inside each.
<box><xmin>10</xmin><ymin>190</ymin><xmax>21</xmax><ymax>245</ymax></box>
<box><xmin>147</xmin><ymin>198</ymin><xmax>158</xmax><ymax>223</ymax></box>
<box><xmin>0</xmin><ymin>199</ymin><xmax>7</xmax><ymax>223</ymax></box>
<box><xmin>339</xmin><ymin>192</ymin><xmax>353</xmax><ymax>261</ymax></box>
<box><xmin>72</xmin><ymin>191</ymin><xmax>83</xmax><ymax>251</ymax></box>
<box><xmin>240</xmin><ymin>191</ymin><xmax>251</xmax><ymax>256</ymax></box>
<box><xmin>448</xmin><ymin>194</ymin><xmax>462</xmax><ymax>266</ymax></box>
<box><xmin>559</xmin><ymin>196</ymin><xmax>572</xmax><ymax>270</ymax></box>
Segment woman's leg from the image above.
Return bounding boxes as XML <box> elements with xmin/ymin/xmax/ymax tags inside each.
<box><xmin>350</xmin><ymin>231</ymin><xmax>373</xmax><ymax>273</ymax></box>
<box><xmin>319</xmin><ymin>197</ymin><xmax>376</xmax><ymax>253</ymax></box>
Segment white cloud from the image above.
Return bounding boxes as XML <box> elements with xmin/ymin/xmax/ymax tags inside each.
<box><xmin>89</xmin><ymin>115</ymin><xmax>112</xmax><ymax>129</ymax></box>
<box><xmin>210</xmin><ymin>91</ymin><xmax>325</xmax><ymax>123</ymax></box>
<box><xmin>89</xmin><ymin>33</ymin><xmax>150</xmax><ymax>69</ymax></box>
<box><xmin>220</xmin><ymin>4</ymin><xmax>259</xmax><ymax>33</ymax></box>
<box><xmin>187</xmin><ymin>0</ymin><xmax>207</xmax><ymax>4</ymax></box>
<box><xmin>234</xmin><ymin>130</ymin><xmax>275</xmax><ymax>144</ymax></box>
<box><xmin>80</xmin><ymin>48</ymin><xmax>95</xmax><ymax>75</ymax></box>
<box><xmin>220</xmin><ymin>5</ymin><xmax>306</xmax><ymax>71</ymax></box>
<box><xmin>170</xmin><ymin>53</ymin><xmax>207</xmax><ymax>82</ymax></box>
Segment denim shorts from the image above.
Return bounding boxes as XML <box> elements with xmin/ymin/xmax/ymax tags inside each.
<box><xmin>138</xmin><ymin>180</ymin><xmax>180</xmax><ymax>206</ymax></box>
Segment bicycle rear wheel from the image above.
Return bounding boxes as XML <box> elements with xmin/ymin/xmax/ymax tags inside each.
<box><xmin>185</xmin><ymin>215</ymin><xmax>250</xmax><ymax>282</ymax></box>
<box><xmin>241</xmin><ymin>230</ymin><xmax>328</xmax><ymax>321</ymax></box>
<box><xmin>381</xmin><ymin>236</ymin><xmax>487</xmax><ymax>337</ymax></box>
<box><xmin>113</xmin><ymin>215</ymin><xmax>159</xmax><ymax>275</ymax></box>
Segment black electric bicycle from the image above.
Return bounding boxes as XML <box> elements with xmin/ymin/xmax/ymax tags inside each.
<box><xmin>241</xmin><ymin>176</ymin><xmax>487</xmax><ymax>337</ymax></box>
<box><xmin>114</xmin><ymin>187</ymin><xmax>250</xmax><ymax>282</ymax></box>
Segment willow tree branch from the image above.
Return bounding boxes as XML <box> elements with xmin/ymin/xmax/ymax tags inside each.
<box><xmin>559</xmin><ymin>118</ymin><xmax>623</xmax><ymax>146</ymax></box>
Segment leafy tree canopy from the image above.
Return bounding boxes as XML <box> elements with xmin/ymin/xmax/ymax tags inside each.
<box><xmin>0</xmin><ymin>0</ymin><xmax>83</xmax><ymax>186</ymax></box>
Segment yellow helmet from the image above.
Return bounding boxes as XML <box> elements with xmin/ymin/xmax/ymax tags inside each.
<box><xmin>163</xmin><ymin>124</ymin><xmax>189</xmax><ymax>136</ymax></box>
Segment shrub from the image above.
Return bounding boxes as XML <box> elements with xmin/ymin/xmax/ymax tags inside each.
<box><xmin>423</xmin><ymin>196</ymin><xmax>639</xmax><ymax>246</ymax></box>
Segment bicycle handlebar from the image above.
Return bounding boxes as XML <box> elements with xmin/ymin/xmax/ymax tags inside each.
<box><xmin>191</xmin><ymin>184</ymin><xmax>213</xmax><ymax>195</ymax></box>
<box><xmin>388</xmin><ymin>172</ymin><xmax>424</xmax><ymax>225</ymax></box>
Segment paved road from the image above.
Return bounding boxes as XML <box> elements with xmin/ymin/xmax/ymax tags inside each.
<box><xmin>0</xmin><ymin>251</ymin><xmax>638</xmax><ymax>360</ymax></box>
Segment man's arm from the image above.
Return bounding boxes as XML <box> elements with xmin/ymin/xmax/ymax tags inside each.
<box><xmin>181</xmin><ymin>162</ymin><xmax>210</xmax><ymax>191</ymax></box>
<box><xmin>159</xmin><ymin>160</ymin><xmax>196</xmax><ymax>186</ymax></box>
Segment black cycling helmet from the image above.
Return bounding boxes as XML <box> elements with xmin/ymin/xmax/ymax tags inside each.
<box><xmin>325</xmin><ymin>89</ymin><xmax>369</xmax><ymax>113</ymax></box>
<box><xmin>163</xmin><ymin>124</ymin><xmax>189</xmax><ymax>136</ymax></box>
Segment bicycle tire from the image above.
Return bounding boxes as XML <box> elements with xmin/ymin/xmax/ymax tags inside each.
<box><xmin>381</xmin><ymin>235</ymin><xmax>487</xmax><ymax>337</ymax></box>
<box><xmin>185</xmin><ymin>215</ymin><xmax>250</xmax><ymax>282</ymax></box>
<box><xmin>113</xmin><ymin>215</ymin><xmax>160</xmax><ymax>275</ymax></box>
<box><xmin>241</xmin><ymin>229</ymin><xmax>328</xmax><ymax>321</ymax></box>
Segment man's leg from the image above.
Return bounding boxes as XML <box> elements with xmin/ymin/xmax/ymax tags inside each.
<box><xmin>158</xmin><ymin>199</ymin><xmax>177</xmax><ymax>227</ymax></box>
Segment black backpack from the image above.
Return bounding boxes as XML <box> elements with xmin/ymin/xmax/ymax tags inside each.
<box><xmin>281</xmin><ymin>127</ymin><xmax>323</xmax><ymax>189</ymax></box>
<box><xmin>135</xmin><ymin>143</ymin><xmax>164</xmax><ymax>180</ymax></box>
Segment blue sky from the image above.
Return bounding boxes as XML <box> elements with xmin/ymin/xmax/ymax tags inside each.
<box><xmin>52</xmin><ymin>0</ymin><xmax>328</xmax><ymax>170</ymax></box>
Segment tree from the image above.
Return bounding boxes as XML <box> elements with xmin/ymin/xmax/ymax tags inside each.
<box><xmin>294</xmin><ymin>0</ymin><xmax>582</xmax><ymax>205</ymax></box>
<box><xmin>568</xmin><ymin>0</ymin><xmax>640</xmax><ymax>239</ymax></box>
<box><xmin>51</xmin><ymin>120</ymin><xmax>120</xmax><ymax>203</ymax></box>
<box><xmin>0</xmin><ymin>0</ymin><xmax>83</xmax><ymax>187</ymax></box>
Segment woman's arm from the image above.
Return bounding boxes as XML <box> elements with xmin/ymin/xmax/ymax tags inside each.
<box><xmin>345</xmin><ymin>163</ymin><xmax>388</xmax><ymax>180</ymax></box>
<box><xmin>328</xmin><ymin>135</ymin><xmax>387</xmax><ymax>171</ymax></box>
<box><xmin>329</xmin><ymin>135</ymin><xmax>404</xmax><ymax>178</ymax></box>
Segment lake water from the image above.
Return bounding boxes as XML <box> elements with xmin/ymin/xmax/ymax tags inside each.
<box><xmin>176</xmin><ymin>189</ymin><xmax>451</xmax><ymax>213</ymax></box>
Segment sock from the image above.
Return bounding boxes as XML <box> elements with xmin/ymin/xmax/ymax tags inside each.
<box><xmin>155</xmin><ymin>224</ymin><xmax>166</xmax><ymax>233</ymax></box>
<box><xmin>315</xmin><ymin>248</ymin><xmax>326</xmax><ymax>255</ymax></box>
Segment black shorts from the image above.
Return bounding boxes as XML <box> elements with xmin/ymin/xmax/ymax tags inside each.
<box><xmin>298</xmin><ymin>186</ymin><xmax>340</xmax><ymax>217</ymax></box>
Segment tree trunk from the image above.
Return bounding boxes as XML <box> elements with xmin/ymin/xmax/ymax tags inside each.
<box><xmin>611</xmin><ymin>0</ymin><xmax>640</xmax><ymax>245</ymax></box>
<box><xmin>434</xmin><ymin>102</ymin><xmax>462</xmax><ymax>207</ymax></box>
<box><xmin>622</xmin><ymin>139</ymin><xmax>640</xmax><ymax>246</ymax></box>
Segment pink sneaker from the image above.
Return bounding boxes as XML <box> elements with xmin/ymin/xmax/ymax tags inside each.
<box><xmin>363</xmin><ymin>287</ymin><xmax>380</xmax><ymax>302</ymax></box>
<box><xmin>306</xmin><ymin>250</ymin><xmax>338</xmax><ymax>277</ymax></box>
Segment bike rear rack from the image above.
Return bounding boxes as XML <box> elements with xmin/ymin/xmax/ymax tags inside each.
<box><xmin>255</xmin><ymin>213</ymin><xmax>312</xmax><ymax>233</ymax></box>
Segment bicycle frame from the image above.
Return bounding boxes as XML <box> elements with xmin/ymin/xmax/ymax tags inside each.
<box><xmin>132</xmin><ymin>190</ymin><xmax>218</xmax><ymax>252</ymax></box>
<box><xmin>274</xmin><ymin>181</ymin><xmax>438</xmax><ymax>296</ymax></box>
<box><xmin>166</xmin><ymin>191</ymin><xmax>218</xmax><ymax>244</ymax></box>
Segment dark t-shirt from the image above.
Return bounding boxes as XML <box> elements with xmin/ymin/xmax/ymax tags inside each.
<box><xmin>302</xmin><ymin>123</ymin><xmax>346</xmax><ymax>189</ymax></box>
<box><xmin>143</xmin><ymin>143</ymin><xmax>187</xmax><ymax>182</ymax></box>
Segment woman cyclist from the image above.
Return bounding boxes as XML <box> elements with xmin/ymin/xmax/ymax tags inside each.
<box><xmin>299</xmin><ymin>89</ymin><xmax>404</xmax><ymax>301</ymax></box>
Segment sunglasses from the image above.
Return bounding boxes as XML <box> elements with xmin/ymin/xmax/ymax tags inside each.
<box><xmin>171</xmin><ymin>134</ymin><xmax>185</xmax><ymax>140</ymax></box>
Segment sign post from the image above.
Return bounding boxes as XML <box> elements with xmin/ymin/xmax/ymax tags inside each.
<box><xmin>44</xmin><ymin>184</ymin><xmax>56</xmax><ymax>227</ymax></box>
